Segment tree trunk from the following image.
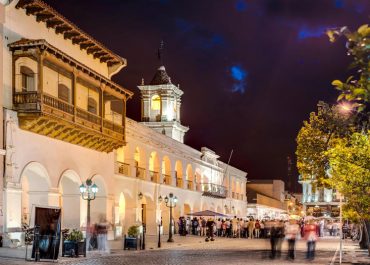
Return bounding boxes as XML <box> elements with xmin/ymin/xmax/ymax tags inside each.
<box><xmin>359</xmin><ymin>219</ymin><xmax>370</xmax><ymax>256</ymax></box>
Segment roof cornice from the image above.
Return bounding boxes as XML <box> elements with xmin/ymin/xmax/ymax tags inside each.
<box><xmin>9</xmin><ymin>38</ymin><xmax>133</xmax><ymax>99</ymax></box>
<box><xmin>15</xmin><ymin>0</ymin><xmax>126</xmax><ymax>70</ymax></box>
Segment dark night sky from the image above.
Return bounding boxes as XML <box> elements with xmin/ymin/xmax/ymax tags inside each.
<box><xmin>44</xmin><ymin>0</ymin><xmax>370</xmax><ymax>191</ymax></box>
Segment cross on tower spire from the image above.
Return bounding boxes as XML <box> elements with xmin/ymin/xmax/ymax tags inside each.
<box><xmin>157</xmin><ymin>40</ymin><xmax>164</xmax><ymax>66</ymax></box>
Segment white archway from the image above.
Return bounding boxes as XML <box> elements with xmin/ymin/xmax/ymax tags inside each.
<box><xmin>89</xmin><ymin>175</ymin><xmax>108</xmax><ymax>224</ymax></box>
<box><xmin>59</xmin><ymin>170</ymin><xmax>81</xmax><ymax>229</ymax></box>
<box><xmin>20</xmin><ymin>162</ymin><xmax>52</xmax><ymax>226</ymax></box>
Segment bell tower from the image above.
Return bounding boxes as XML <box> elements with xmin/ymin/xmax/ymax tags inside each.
<box><xmin>138</xmin><ymin>65</ymin><xmax>189</xmax><ymax>143</ymax></box>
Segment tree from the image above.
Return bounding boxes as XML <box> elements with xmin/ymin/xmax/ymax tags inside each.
<box><xmin>326</xmin><ymin>132</ymin><xmax>370</xmax><ymax>251</ymax></box>
<box><xmin>327</xmin><ymin>24</ymin><xmax>370</xmax><ymax>111</ymax></box>
<box><xmin>296</xmin><ymin>102</ymin><xmax>355</xmax><ymax>185</ymax></box>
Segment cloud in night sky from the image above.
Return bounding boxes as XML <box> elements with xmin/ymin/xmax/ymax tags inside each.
<box><xmin>354</xmin><ymin>3</ymin><xmax>365</xmax><ymax>13</ymax></box>
<box><xmin>175</xmin><ymin>18</ymin><xmax>194</xmax><ymax>33</ymax></box>
<box><xmin>229</xmin><ymin>65</ymin><xmax>247</xmax><ymax>93</ymax></box>
<box><xmin>235</xmin><ymin>0</ymin><xmax>248</xmax><ymax>12</ymax></box>
<box><xmin>334</xmin><ymin>0</ymin><xmax>345</xmax><ymax>9</ymax></box>
<box><xmin>175</xmin><ymin>18</ymin><xmax>225</xmax><ymax>50</ymax></box>
<box><xmin>297</xmin><ymin>25</ymin><xmax>330</xmax><ymax>40</ymax></box>
<box><xmin>333</xmin><ymin>0</ymin><xmax>365</xmax><ymax>13</ymax></box>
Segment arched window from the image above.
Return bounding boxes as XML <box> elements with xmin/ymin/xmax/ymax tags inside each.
<box><xmin>151</xmin><ymin>95</ymin><xmax>161</xmax><ymax>110</ymax></box>
<box><xmin>20</xmin><ymin>66</ymin><xmax>35</xmax><ymax>92</ymax></box>
<box><xmin>88</xmin><ymin>97</ymin><xmax>97</xmax><ymax>114</ymax></box>
<box><xmin>58</xmin><ymin>84</ymin><xmax>70</xmax><ymax>103</ymax></box>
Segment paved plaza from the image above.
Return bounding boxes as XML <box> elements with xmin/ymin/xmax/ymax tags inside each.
<box><xmin>0</xmin><ymin>236</ymin><xmax>365</xmax><ymax>265</ymax></box>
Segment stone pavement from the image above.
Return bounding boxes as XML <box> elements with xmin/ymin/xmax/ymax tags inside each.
<box><xmin>331</xmin><ymin>239</ymin><xmax>370</xmax><ymax>265</ymax></box>
<box><xmin>0</xmin><ymin>235</ymin><xmax>367</xmax><ymax>265</ymax></box>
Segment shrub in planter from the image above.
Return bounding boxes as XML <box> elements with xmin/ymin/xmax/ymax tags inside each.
<box><xmin>63</xmin><ymin>229</ymin><xmax>85</xmax><ymax>257</ymax></box>
<box><xmin>124</xmin><ymin>225</ymin><xmax>139</xmax><ymax>250</ymax></box>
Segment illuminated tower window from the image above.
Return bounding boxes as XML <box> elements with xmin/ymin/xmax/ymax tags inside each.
<box><xmin>151</xmin><ymin>95</ymin><xmax>161</xmax><ymax>110</ymax></box>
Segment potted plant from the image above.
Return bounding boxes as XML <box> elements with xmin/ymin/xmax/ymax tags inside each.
<box><xmin>123</xmin><ymin>225</ymin><xmax>139</xmax><ymax>250</ymax></box>
<box><xmin>62</xmin><ymin>229</ymin><xmax>86</xmax><ymax>257</ymax></box>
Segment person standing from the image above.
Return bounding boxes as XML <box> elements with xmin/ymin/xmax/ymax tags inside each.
<box><xmin>255</xmin><ymin>220</ymin><xmax>261</xmax><ymax>238</ymax></box>
<box><xmin>327</xmin><ymin>222</ymin><xmax>333</xmax><ymax>236</ymax></box>
<box><xmin>201</xmin><ymin>217</ymin><xmax>207</xmax><ymax>236</ymax></box>
<box><xmin>244</xmin><ymin>219</ymin><xmax>249</xmax><ymax>238</ymax></box>
<box><xmin>232</xmin><ymin>216</ymin><xmax>238</xmax><ymax>238</ymax></box>
<box><xmin>248</xmin><ymin>219</ymin><xmax>255</xmax><ymax>239</ymax></box>
<box><xmin>225</xmin><ymin>219</ymin><xmax>231</xmax><ymax>237</ymax></box>
<box><xmin>206</xmin><ymin>218</ymin><xmax>215</xmax><ymax>241</ymax></box>
<box><xmin>260</xmin><ymin>221</ymin><xmax>265</xmax><ymax>238</ymax></box>
<box><xmin>216</xmin><ymin>219</ymin><xmax>222</xmax><ymax>237</ymax></box>
<box><xmin>319</xmin><ymin>219</ymin><xmax>325</xmax><ymax>237</ymax></box>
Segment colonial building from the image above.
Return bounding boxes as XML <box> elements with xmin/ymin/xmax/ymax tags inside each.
<box><xmin>246</xmin><ymin>180</ymin><xmax>287</xmax><ymax>220</ymax></box>
<box><xmin>298</xmin><ymin>175</ymin><xmax>340</xmax><ymax>217</ymax></box>
<box><xmin>0</xmin><ymin>0</ymin><xmax>248</xmax><ymax>249</ymax></box>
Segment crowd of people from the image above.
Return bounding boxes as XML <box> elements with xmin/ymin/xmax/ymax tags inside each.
<box><xmin>175</xmin><ymin>216</ymin><xmax>346</xmax><ymax>261</ymax></box>
<box><xmin>177</xmin><ymin>216</ymin><xmax>268</xmax><ymax>239</ymax></box>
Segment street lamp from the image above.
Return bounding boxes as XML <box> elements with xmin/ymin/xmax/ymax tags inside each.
<box><xmin>158</xmin><ymin>195</ymin><xmax>163</xmax><ymax>248</ymax></box>
<box><xmin>163</xmin><ymin>193</ymin><xmax>177</xmax><ymax>242</ymax></box>
<box><xmin>79</xmin><ymin>178</ymin><xmax>99</xmax><ymax>251</ymax></box>
<box><xmin>138</xmin><ymin>192</ymin><xmax>145</xmax><ymax>250</ymax></box>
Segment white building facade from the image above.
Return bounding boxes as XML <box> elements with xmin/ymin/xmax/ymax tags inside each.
<box><xmin>0</xmin><ymin>0</ymin><xmax>248</xmax><ymax>246</ymax></box>
<box><xmin>299</xmin><ymin>176</ymin><xmax>340</xmax><ymax>218</ymax></box>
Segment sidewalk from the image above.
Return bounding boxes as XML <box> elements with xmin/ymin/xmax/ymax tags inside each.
<box><xmin>332</xmin><ymin>239</ymin><xmax>370</xmax><ymax>265</ymax></box>
<box><xmin>108</xmin><ymin>234</ymin><xmax>213</xmax><ymax>251</ymax></box>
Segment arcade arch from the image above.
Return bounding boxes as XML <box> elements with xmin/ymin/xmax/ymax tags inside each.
<box><xmin>149</xmin><ymin>152</ymin><xmax>160</xmax><ymax>182</ymax></box>
<box><xmin>175</xmin><ymin>161</ymin><xmax>183</xmax><ymax>188</ymax></box>
<box><xmin>20</xmin><ymin>162</ymin><xmax>51</xmax><ymax>226</ymax></box>
<box><xmin>162</xmin><ymin>156</ymin><xmax>171</xmax><ymax>185</ymax></box>
<box><xmin>59</xmin><ymin>170</ymin><xmax>81</xmax><ymax>229</ymax></box>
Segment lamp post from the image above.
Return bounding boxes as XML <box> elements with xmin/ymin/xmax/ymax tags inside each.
<box><xmin>79</xmin><ymin>178</ymin><xmax>99</xmax><ymax>251</ymax></box>
<box><xmin>158</xmin><ymin>196</ymin><xmax>163</xmax><ymax>248</ymax></box>
<box><xmin>138</xmin><ymin>192</ymin><xmax>146</xmax><ymax>250</ymax></box>
<box><xmin>164</xmin><ymin>193</ymin><xmax>177</xmax><ymax>242</ymax></box>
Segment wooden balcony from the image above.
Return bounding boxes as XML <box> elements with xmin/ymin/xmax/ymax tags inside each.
<box><xmin>163</xmin><ymin>174</ymin><xmax>171</xmax><ymax>185</ymax></box>
<box><xmin>135</xmin><ymin>166</ymin><xmax>146</xmax><ymax>179</ymax></box>
<box><xmin>149</xmin><ymin>170</ymin><xmax>159</xmax><ymax>183</ymax></box>
<box><xmin>176</xmin><ymin>178</ymin><xmax>183</xmax><ymax>188</ymax></box>
<box><xmin>116</xmin><ymin>161</ymin><xmax>130</xmax><ymax>176</ymax></box>
<box><xmin>201</xmin><ymin>183</ymin><xmax>227</xmax><ymax>199</ymax></box>
<box><xmin>187</xmin><ymin>180</ymin><xmax>193</xmax><ymax>190</ymax></box>
<box><xmin>13</xmin><ymin>91</ymin><xmax>125</xmax><ymax>152</ymax></box>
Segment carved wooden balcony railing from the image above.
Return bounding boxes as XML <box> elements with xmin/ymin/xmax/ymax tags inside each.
<box><xmin>201</xmin><ymin>183</ymin><xmax>227</xmax><ymax>199</ymax></box>
<box><xmin>135</xmin><ymin>166</ymin><xmax>146</xmax><ymax>179</ymax></box>
<box><xmin>176</xmin><ymin>178</ymin><xmax>183</xmax><ymax>188</ymax></box>
<box><xmin>187</xmin><ymin>180</ymin><xmax>193</xmax><ymax>190</ymax></box>
<box><xmin>163</xmin><ymin>174</ymin><xmax>171</xmax><ymax>185</ymax></box>
<box><xmin>116</xmin><ymin>161</ymin><xmax>130</xmax><ymax>176</ymax></box>
<box><xmin>13</xmin><ymin>91</ymin><xmax>125</xmax><ymax>152</ymax></box>
<box><xmin>149</xmin><ymin>170</ymin><xmax>159</xmax><ymax>183</ymax></box>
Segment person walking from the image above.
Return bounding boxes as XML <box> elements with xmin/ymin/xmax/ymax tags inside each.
<box><xmin>269</xmin><ymin>224</ymin><xmax>279</xmax><ymax>259</ymax></box>
<box><xmin>285</xmin><ymin>220</ymin><xmax>300</xmax><ymax>260</ymax></box>
<box><xmin>304</xmin><ymin>221</ymin><xmax>318</xmax><ymax>260</ymax></box>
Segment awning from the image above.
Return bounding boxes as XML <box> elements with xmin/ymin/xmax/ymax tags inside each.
<box><xmin>186</xmin><ymin>210</ymin><xmax>227</xmax><ymax>217</ymax></box>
